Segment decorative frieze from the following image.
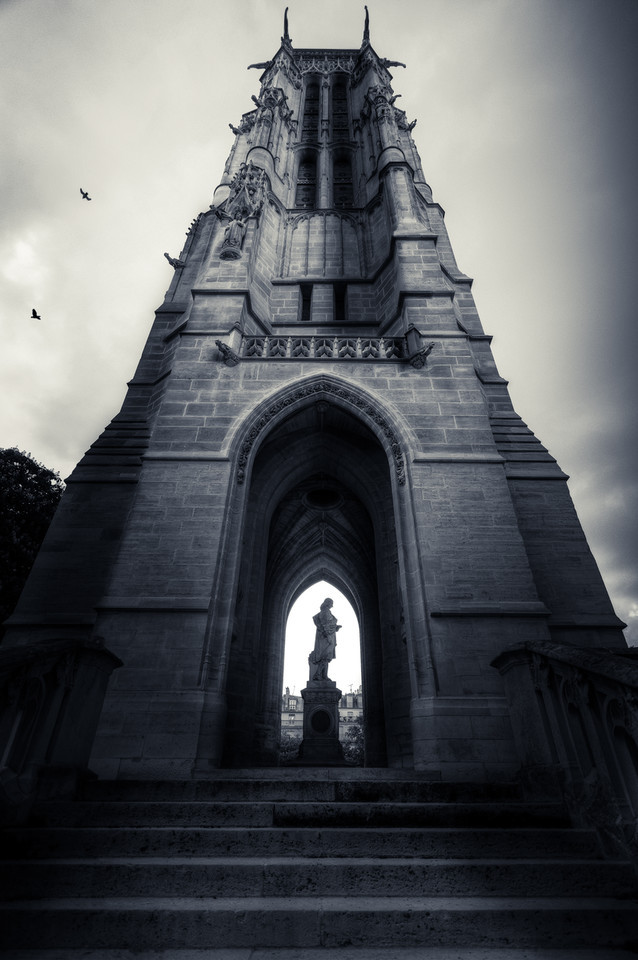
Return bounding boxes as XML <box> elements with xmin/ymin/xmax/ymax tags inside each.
<box><xmin>295</xmin><ymin>53</ymin><xmax>357</xmax><ymax>76</ymax></box>
<box><xmin>241</xmin><ymin>334</ymin><xmax>406</xmax><ymax>361</ymax></box>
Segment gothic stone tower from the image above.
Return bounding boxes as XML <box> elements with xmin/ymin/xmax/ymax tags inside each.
<box><xmin>3</xmin><ymin>15</ymin><xmax>626</xmax><ymax>780</ymax></box>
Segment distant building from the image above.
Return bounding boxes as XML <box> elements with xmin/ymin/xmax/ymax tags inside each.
<box><xmin>281</xmin><ymin>686</ymin><xmax>363</xmax><ymax>741</ymax></box>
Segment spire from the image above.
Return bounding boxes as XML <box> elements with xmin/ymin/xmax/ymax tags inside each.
<box><xmin>283</xmin><ymin>6</ymin><xmax>290</xmax><ymax>43</ymax></box>
<box><xmin>362</xmin><ymin>5</ymin><xmax>370</xmax><ymax>44</ymax></box>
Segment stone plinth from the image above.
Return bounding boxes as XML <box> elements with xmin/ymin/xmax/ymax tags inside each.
<box><xmin>295</xmin><ymin>680</ymin><xmax>346</xmax><ymax>765</ymax></box>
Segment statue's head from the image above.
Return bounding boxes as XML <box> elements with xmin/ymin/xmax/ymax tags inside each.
<box><xmin>321</xmin><ymin>598</ymin><xmax>333</xmax><ymax>608</ymax></box>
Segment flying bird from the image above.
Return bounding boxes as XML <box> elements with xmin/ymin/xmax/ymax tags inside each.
<box><xmin>31</xmin><ymin>309</ymin><xmax>41</xmax><ymax>320</ymax></box>
<box><xmin>80</xmin><ymin>188</ymin><xmax>92</xmax><ymax>201</ymax></box>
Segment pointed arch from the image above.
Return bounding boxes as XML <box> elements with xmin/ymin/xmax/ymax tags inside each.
<box><xmin>229</xmin><ymin>373</ymin><xmax>410</xmax><ymax>489</ymax></box>
<box><xmin>202</xmin><ymin>374</ymin><xmax>417</xmax><ymax>769</ymax></box>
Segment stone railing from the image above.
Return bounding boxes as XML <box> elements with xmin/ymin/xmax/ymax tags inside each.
<box><xmin>0</xmin><ymin>637</ymin><xmax>121</xmax><ymax>823</ymax></box>
<box><xmin>215</xmin><ymin>329</ymin><xmax>435</xmax><ymax>370</ymax></box>
<box><xmin>241</xmin><ymin>335</ymin><xmax>407</xmax><ymax>361</ymax></box>
<box><xmin>493</xmin><ymin>640</ymin><xmax>638</xmax><ymax>861</ymax></box>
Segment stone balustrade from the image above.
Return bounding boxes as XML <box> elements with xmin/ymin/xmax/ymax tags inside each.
<box><xmin>0</xmin><ymin>638</ymin><xmax>121</xmax><ymax>823</ymax></box>
<box><xmin>241</xmin><ymin>334</ymin><xmax>406</xmax><ymax>360</ymax></box>
<box><xmin>493</xmin><ymin>639</ymin><xmax>638</xmax><ymax>861</ymax></box>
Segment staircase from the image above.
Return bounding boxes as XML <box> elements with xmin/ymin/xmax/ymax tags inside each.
<box><xmin>2</xmin><ymin>769</ymin><xmax>638</xmax><ymax>957</ymax></box>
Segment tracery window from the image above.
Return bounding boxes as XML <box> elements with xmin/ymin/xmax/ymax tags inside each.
<box><xmin>302</xmin><ymin>79</ymin><xmax>319</xmax><ymax>141</ymax></box>
<box><xmin>295</xmin><ymin>151</ymin><xmax>317</xmax><ymax>208</ymax></box>
<box><xmin>333</xmin><ymin>152</ymin><xmax>354</xmax><ymax>208</ymax></box>
<box><xmin>332</xmin><ymin>79</ymin><xmax>349</xmax><ymax>141</ymax></box>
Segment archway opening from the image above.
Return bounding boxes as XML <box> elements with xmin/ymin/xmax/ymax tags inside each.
<box><xmin>280</xmin><ymin>581</ymin><xmax>362</xmax><ymax>763</ymax></box>
<box><xmin>220</xmin><ymin>387</ymin><xmax>412</xmax><ymax>769</ymax></box>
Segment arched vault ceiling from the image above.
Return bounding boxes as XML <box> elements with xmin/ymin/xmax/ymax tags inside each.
<box><xmin>265</xmin><ymin>475</ymin><xmax>376</xmax><ymax>596</ymax></box>
<box><xmin>248</xmin><ymin>400</ymin><xmax>394</xmax><ymax>528</ymax></box>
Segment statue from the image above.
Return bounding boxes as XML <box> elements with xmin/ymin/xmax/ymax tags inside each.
<box><xmin>309</xmin><ymin>598</ymin><xmax>341</xmax><ymax>681</ymax></box>
<box><xmin>219</xmin><ymin>217</ymin><xmax>246</xmax><ymax>259</ymax></box>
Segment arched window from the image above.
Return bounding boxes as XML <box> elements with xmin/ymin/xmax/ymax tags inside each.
<box><xmin>333</xmin><ymin>152</ymin><xmax>354</xmax><ymax>208</ymax></box>
<box><xmin>302</xmin><ymin>80</ymin><xmax>319</xmax><ymax>141</ymax></box>
<box><xmin>295</xmin><ymin>151</ymin><xmax>317</xmax><ymax>207</ymax></box>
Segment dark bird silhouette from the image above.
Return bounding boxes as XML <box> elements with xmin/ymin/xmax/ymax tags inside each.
<box><xmin>31</xmin><ymin>309</ymin><xmax>41</xmax><ymax>320</ymax></box>
<box><xmin>80</xmin><ymin>188</ymin><xmax>92</xmax><ymax>201</ymax></box>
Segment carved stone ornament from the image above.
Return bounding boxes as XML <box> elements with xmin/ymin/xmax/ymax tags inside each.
<box><xmin>274</xmin><ymin>51</ymin><xmax>302</xmax><ymax>89</ymax></box>
<box><xmin>215</xmin><ymin>340</ymin><xmax>240</xmax><ymax>367</ymax></box>
<box><xmin>409</xmin><ymin>342</ymin><xmax>435</xmax><ymax>369</ymax></box>
<box><xmin>164</xmin><ymin>252</ymin><xmax>185</xmax><ymax>270</ymax></box>
<box><xmin>186</xmin><ymin>213</ymin><xmax>203</xmax><ymax>237</ymax></box>
<box><xmin>229</xmin><ymin>112</ymin><xmax>257</xmax><ymax>136</ymax></box>
<box><xmin>253</xmin><ymin>86</ymin><xmax>295</xmax><ymax>128</ymax></box>
<box><xmin>296</xmin><ymin>53</ymin><xmax>356</xmax><ymax>76</ymax></box>
<box><xmin>367</xmin><ymin>83</ymin><xmax>393</xmax><ymax>106</ymax></box>
<box><xmin>226</xmin><ymin>162</ymin><xmax>269</xmax><ymax>222</ymax></box>
<box><xmin>394</xmin><ymin>107</ymin><xmax>417</xmax><ymax>132</ymax></box>
<box><xmin>218</xmin><ymin>162</ymin><xmax>269</xmax><ymax>260</ymax></box>
<box><xmin>236</xmin><ymin>378</ymin><xmax>406</xmax><ymax>485</ymax></box>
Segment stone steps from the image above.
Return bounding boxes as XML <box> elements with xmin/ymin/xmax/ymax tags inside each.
<box><xmin>29</xmin><ymin>800</ymin><xmax>570</xmax><ymax>828</ymax></box>
<box><xmin>2</xmin><ymin>825</ymin><xmax>602</xmax><ymax>859</ymax></box>
<box><xmin>1</xmin><ymin>774</ymin><xmax>637</xmax><ymax>952</ymax></box>
<box><xmin>3</xmin><ymin>950</ymin><xmax>638</xmax><ymax>960</ymax></box>
<box><xmin>79</xmin><ymin>778</ymin><xmax>522</xmax><ymax>803</ymax></box>
<box><xmin>3</xmin><ymin>895</ymin><xmax>638</xmax><ymax>950</ymax></box>
<box><xmin>3</xmin><ymin>856</ymin><xmax>634</xmax><ymax>900</ymax></box>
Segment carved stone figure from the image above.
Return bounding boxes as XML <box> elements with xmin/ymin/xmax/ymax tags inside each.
<box><xmin>220</xmin><ymin>218</ymin><xmax>246</xmax><ymax>259</ymax></box>
<box><xmin>227</xmin><ymin>162</ymin><xmax>268</xmax><ymax>221</ymax></box>
<box><xmin>163</xmin><ymin>252</ymin><xmax>185</xmax><ymax>269</ymax></box>
<box><xmin>309</xmin><ymin>598</ymin><xmax>341</xmax><ymax>681</ymax></box>
<box><xmin>215</xmin><ymin>340</ymin><xmax>240</xmax><ymax>366</ymax></box>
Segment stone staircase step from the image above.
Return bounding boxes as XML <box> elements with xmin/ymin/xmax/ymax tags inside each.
<box><xmin>31</xmin><ymin>800</ymin><xmax>570</xmax><ymax>829</ymax></box>
<box><xmin>79</xmin><ymin>778</ymin><xmax>522</xmax><ymax>804</ymax></box>
<box><xmin>4</xmin><ymin>951</ymin><xmax>638</xmax><ymax>960</ymax></box>
<box><xmin>2</xmin><ymin>895</ymin><xmax>638</xmax><ymax>950</ymax></box>
<box><xmin>2</xmin><ymin>856</ymin><xmax>634</xmax><ymax>900</ymax></box>
<box><xmin>3</xmin><ymin>949</ymin><xmax>638</xmax><ymax>960</ymax></box>
<box><xmin>4</xmin><ymin>775</ymin><xmax>636</xmax><ymax>953</ymax></box>
<box><xmin>2</xmin><ymin>825</ymin><xmax>603</xmax><ymax>860</ymax></box>
<box><xmin>3</xmin><ymin>951</ymin><xmax>638</xmax><ymax>960</ymax></box>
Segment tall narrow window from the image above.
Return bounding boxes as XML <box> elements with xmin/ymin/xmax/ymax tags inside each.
<box><xmin>295</xmin><ymin>151</ymin><xmax>317</xmax><ymax>207</ymax></box>
<box><xmin>300</xmin><ymin>283</ymin><xmax>313</xmax><ymax>322</ymax></box>
<box><xmin>333</xmin><ymin>152</ymin><xmax>354</xmax><ymax>208</ymax></box>
<box><xmin>334</xmin><ymin>282</ymin><xmax>347</xmax><ymax>323</ymax></box>
<box><xmin>302</xmin><ymin>80</ymin><xmax>319</xmax><ymax>141</ymax></box>
<box><xmin>332</xmin><ymin>79</ymin><xmax>349</xmax><ymax>142</ymax></box>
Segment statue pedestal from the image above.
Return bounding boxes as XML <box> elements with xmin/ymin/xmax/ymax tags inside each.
<box><xmin>294</xmin><ymin>680</ymin><xmax>347</xmax><ymax>765</ymax></box>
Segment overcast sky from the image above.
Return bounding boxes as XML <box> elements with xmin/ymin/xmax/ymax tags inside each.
<box><xmin>2</xmin><ymin>0</ymin><xmax>637</xmax><ymax>680</ymax></box>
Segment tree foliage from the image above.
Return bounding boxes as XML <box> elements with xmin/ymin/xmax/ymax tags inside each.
<box><xmin>343</xmin><ymin>716</ymin><xmax>364</xmax><ymax>765</ymax></box>
<box><xmin>0</xmin><ymin>448</ymin><xmax>65</xmax><ymax>628</ymax></box>
<box><xmin>279</xmin><ymin>732</ymin><xmax>302</xmax><ymax>764</ymax></box>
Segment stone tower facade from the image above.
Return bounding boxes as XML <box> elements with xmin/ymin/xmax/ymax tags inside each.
<box><xmin>3</xmin><ymin>16</ymin><xmax>626</xmax><ymax>782</ymax></box>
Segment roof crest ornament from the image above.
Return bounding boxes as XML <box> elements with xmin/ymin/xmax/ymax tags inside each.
<box><xmin>363</xmin><ymin>5</ymin><xmax>370</xmax><ymax>44</ymax></box>
<box><xmin>283</xmin><ymin>6</ymin><xmax>290</xmax><ymax>43</ymax></box>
